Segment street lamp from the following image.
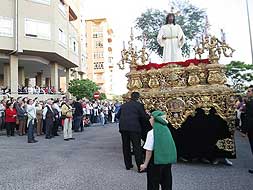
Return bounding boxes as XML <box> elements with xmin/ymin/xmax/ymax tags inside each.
<box><xmin>245</xmin><ymin>0</ymin><xmax>253</xmax><ymax>64</ymax></box>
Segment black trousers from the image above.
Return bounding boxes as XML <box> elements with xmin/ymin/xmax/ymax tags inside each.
<box><xmin>80</xmin><ymin>116</ymin><xmax>84</xmax><ymax>132</ymax></box>
<box><xmin>121</xmin><ymin>131</ymin><xmax>143</xmax><ymax>169</ymax></box>
<box><xmin>147</xmin><ymin>163</ymin><xmax>172</xmax><ymax>190</ymax></box>
<box><xmin>53</xmin><ymin>119</ymin><xmax>60</xmax><ymax>136</ymax></box>
<box><xmin>45</xmin><ymin>119</ymin><xmax>53</xmax><ymax>138</ymax></box>
<box><xmin>6</xmin><ymin>122</ymin><xmax>15</xmax><ymax>136</ymax></box>
<box><xmin>248</xmin><ymin>129</ymin><xmax>253</xmax><ymax>155</ymax></box>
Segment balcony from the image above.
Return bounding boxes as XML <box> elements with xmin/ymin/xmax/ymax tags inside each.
<box><xmin>94</xmin><ymin>68</ymin><xmax>105</xmax><ymax>74</ymax></box>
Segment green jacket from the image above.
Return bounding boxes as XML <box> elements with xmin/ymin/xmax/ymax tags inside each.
<box><xmin>152</xmin><ymin>110</ymin><xmax>177</xmax><ymax>164</ymax></box>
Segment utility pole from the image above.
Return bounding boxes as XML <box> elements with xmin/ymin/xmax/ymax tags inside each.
<box><xmin>246</xmin><ymin>0</ymin><xmax>253</xmax><ymax>64</ymax></box>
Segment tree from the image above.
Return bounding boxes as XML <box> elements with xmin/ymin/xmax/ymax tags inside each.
<box><xmin>68</xmin><ymin>79</ymin><xmax>99</xmax><ymax>100</ymax></box>
<box><xmin>99</xmin><ymin>93</ymin><xmax>107</xmax><ymax>100</ymax></box>
<box><xmin>135</xmin><ymin>0</ymin><xmax>207</xmax><ymax>57</ymax></box>
<box><xmin>225</xmin><ymin>61</ymin><xmax>253</xmax><ymax>92</ymax></box>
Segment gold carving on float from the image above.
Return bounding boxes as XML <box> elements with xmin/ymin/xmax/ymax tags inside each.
<box><xmin>187</xmin><ymin>64</ymin><xmax>200</xmax><ymax>86</ymax></box>
<box><xmin>148</xmin><ymin>70</ymin><xmax>160</xmax><ymax>89</ymax></box>
<box><xmin>206</xmin><ymin>64</ymin><xmax>227</xmax><ymax>85</ymax></box>
<box><xmin>216</xmin><ymin>138</ymin><xmax>234</xmax><ymax>152</ymax></box>
<box><xmin>126</xmin><ymin>71</ymin><xmax>143</xmax><ymax>90</ymax></box>
<box><xmin>118</xmin><ymin>30</ymin><xmax>236</xmax><ymax>154</ymax></box>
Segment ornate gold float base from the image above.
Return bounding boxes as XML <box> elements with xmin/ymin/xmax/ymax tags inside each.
<box><xmin>123</xmin><ymin>63</ymin><xmax>236</xmax><ymax>157</ymax></box>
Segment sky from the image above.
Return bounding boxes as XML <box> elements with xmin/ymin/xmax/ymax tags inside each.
<box><xmin>81</xmin><ymin>0</ymin><xmax>253</xmax><ymax>95</ymax></box>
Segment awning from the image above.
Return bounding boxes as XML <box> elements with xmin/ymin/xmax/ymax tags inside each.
<box><xmin>69</xmin><ymin>6</ymin><xmax>77</xmax><ymax>21</ymax></box>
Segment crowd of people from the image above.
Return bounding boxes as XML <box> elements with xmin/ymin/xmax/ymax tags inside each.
<box><xmin>0</xmin><ymin>85</ymin><xmax>64</xmax><ymax>95</ymax></box>
<box><xmin>18</xmin><ymin>85</ymin><xmax>60</xmax><ymax>94</ymax></box>
<box><xmin>0</xmin><ymin>95</ymin><xmax>121</xmax><ymax>143</ymax></box>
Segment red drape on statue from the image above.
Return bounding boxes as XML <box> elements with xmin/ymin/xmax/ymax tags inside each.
<box><xmin>136</xmin><ymin>59</ymin><xmax>210</xmax><ymax>71</ymax></box>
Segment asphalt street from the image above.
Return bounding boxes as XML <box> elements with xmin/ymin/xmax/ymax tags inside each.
<box><xmin>0</xmin><ymin>123</ymin><xmax>252</xmax><ymax>190</ymax></box>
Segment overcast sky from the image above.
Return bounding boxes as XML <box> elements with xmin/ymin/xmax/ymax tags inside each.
<box><xmin>81</xmin><ymin>0</ymin><xmax>253</xmax><ymax>95</ymax></box>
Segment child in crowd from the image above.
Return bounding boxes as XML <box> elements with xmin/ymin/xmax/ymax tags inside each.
<box><xmin>140</xmin><ymin>110</ymin><xmax>177</xmax><ymax>190</ymax></box>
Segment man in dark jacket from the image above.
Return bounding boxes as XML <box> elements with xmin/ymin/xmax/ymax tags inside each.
<box><xmin>118</xmin><ymin>92</ymin><xmax>149</xmax><ymax>172</ymax></box>
<box><xmin>15</xmin><ymin>97</ymin><xmax>27</xmax><ymax>136</ymax></box>
<box><xmin>73</xmin><ymin>98</ymin><xmax>83</xmax><ymax>132</ymax></box>
<box><xmin>245</xmin><ymin>86</ymin><xmax>253</xmax><ymax>174</ymax></box>
<box><xmin>43</xmin><ymin>99</ymin><xmax>55</xmax><ymax>139</ymax></box>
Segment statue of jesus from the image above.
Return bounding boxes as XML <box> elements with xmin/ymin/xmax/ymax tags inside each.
<box><xmin>157</xmin><ymin>13</ymin><xmax>185</xmax><ymax>63</ymax></box>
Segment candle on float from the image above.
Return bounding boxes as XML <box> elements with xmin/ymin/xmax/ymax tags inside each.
<box><xmin>204</xmin><ymin>28</ymin><xmax>208</xmax><ymax>38</ymax></box>
<box><xmin>143</xmin><ymin>34</ymin><xmax>146</xmax><ymax>48</ymax></box>
<box><xmin>221</xmin><ymin>29</ymin><xmax>226</xmax><ymax>43</ymax></box>
<box><xmin>202</xmin><ymin>34</ymin><xmax>205</xmax><ymax>42</ymax></box>
<box><xmin>123</xmin><ymin>41</ymin><xmax>125</xmax><ymax>49</ymax></box>
<box><xmin>195</xmin><ymin>38</ymin><xmax>199</xmax><ymax>47</ymax></box>
<box><xmin>204</xmin><ymin>16</ymin><xmax>209</xmax><ymax>37</ymax></box>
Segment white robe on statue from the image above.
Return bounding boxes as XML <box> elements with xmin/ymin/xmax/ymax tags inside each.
<box><xmin>157</xmin><ymin>24</ymin><xmax>185</xmax><ymax>63</ymax></box>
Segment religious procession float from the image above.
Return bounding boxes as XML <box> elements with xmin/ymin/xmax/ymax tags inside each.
<box><xmin>118</xmin><ymin>29</ymin><xmax>236</xmax><ymax>159</ymax></box>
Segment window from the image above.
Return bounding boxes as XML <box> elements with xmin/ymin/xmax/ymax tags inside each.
<box><xmin>93</xmin><ymin>52</ymin><xmax>104</xmax><ymax>59</ymax></box>
<box><xmin>58</xmin><ymin>28</ymin><xmax>66</xmax><ymax>47</ymax></box>
<box><xmin>96</xmin><ymin>75</ymin><xmax>104</xmax><ymax>81</ymax></box>
<box><xmin>81</xmin><ymin>55</ymin><xmax>85</xmax><ymax>63</ymax></box>
<box><xmin>25</xmin><ymin>18</ymin><xmax>51</xmax><ymax>40</ymax></box>
<box><xmin>94</xmin><ymin>74</ymin><xmax>104</xmax><ymax>81</ymax></box>
<box><xmin>108</xmin><ymin>57</ymin><xmax>113</xmax><ymax>63</ymax></box>
<box><xmin>98</xmin><ymin>32</ymin><xmax>103</xmax><ymax>38</ymax></box>
<box><xmin>94</xmin><ymin>62</ymin><xmax>104</xmax><ymax>70</ymax></box>
<box><xmin>81</xmin><ymin>55</ymin><xmax>86</xmax><ymax>69</ymax></box>
<box><xmin>58</xmin><ymin>0</ymin><xmax>67</xmax><ymax>16</ymax></box>
<box><xmin>93</xmin><ymin>32</ymin><xmax>103</xmax><ymax>38</ymax></box>
<box><xmin>70</xmin><ymin>37</ymin><xmax>78</xmax><ymax>54</ymax></box>
<box><xmin>29</xmin><ymin>0</ymin><xmax>51</xmax><ymax>5</ymax></box>
<box><xmin>0</xmin><ymin>16</ymin><xmax>13</xmax><ymax>37</ymax></box>
<box><xmin>95</xmin><ymin>41</ymin><xmax>103</xmax><ymax>48</ymax></box>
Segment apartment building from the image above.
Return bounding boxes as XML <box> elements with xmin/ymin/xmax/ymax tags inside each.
<box><xmin>0</xmin><ymin>0</ymin><xmax>85</xmax><ymax>94</ymax></box>
<box><xmin>85</xmin><ymin>18</ymin><xmax>114</xmax><ymax>95</ymax></box>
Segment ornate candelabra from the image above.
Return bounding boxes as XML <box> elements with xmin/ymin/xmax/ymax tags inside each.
<box><xmin>118</xmin><ymin>28</ymin><xmax>149</xmax><ymax>70</ymax></box>
<box><xmin>194</xmin><ymin>32</ymin><xmax>235</xmax><ymax>64</ymax></box>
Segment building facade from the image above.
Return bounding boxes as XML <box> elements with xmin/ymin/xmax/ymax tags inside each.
<box><xmin>0</xmin><ymin>0</ymin><xmax>85</xmax><ymax>94</ymax></box>
<box><xmin>85</xmin><ymin>18</ymin><xmax>114</xmax><ymax>95</ymax></box>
